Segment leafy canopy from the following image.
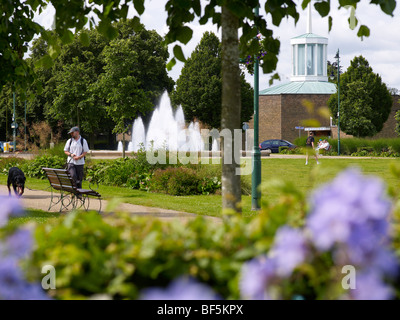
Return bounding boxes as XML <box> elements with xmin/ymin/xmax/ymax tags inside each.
<box><xmin>328</xmin><ymin>56</ymin><xmax>392</xmax><ymax>138</ymax></box>
<box><xmin>172</xmin><ymin>32</ymin><xmax>253</xmax><ymax>129</ymax></box>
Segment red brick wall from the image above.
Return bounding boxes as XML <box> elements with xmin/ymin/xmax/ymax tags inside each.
<box><xmin>281</xmin><ymin>94</ymin><xmax>331</xmax><ymax>142</ymax></box>
<box><xmin>248</xmin><ymin>95</ymin><xmax>282</xmax><ymax>143</ymax></box>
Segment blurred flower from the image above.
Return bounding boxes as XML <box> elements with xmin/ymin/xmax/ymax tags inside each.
<box><xmin>307</xmin><ymin>168</ymin><xmax>392</xmax><ymax>251</ymax></box>
<box><xmin>140</xmin><ymin>276</ymin><xmax>220</xmax><ymax>300</ymax></box>
<box><xmin>0</xmin><ymin>257</ymin><xmax>49</xmax><ymax>300</ymax></box>
<box><xmin>0</xmin><ymin>195</ymin><xmax>25</xmax><ymax>227</ymax></box>
<box><xmin>350</xmin><ymin>270</ymin><xmax>394</xmax><ymax>300</ymax></box>
<box><xmin>270</xmin><ymin>226</ymin><xmax>308</xmax><ymax>277</ymax></box>
<box><xmin>239</xmin><ymin>256</ymin><xmax>277</xmax><ymax>300</ymax></box>
<box><xmin>4</xmin><ymin>229</ymin><xmax>34</xmax><ymax>259</ymax></box>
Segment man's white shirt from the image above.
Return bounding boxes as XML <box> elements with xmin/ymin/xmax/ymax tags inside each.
<box><xmin>64</xmin><ymin>136</ymin><xmax>89</xmax><ymax>165</ymax></box>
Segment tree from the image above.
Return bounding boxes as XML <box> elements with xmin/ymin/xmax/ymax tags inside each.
<box><xmin>172</xmin><ymin>32</ymin><xmax>253</xmax><ymax>129</ymax></box>
<box><xmin>97</xmin><ymin>22</ymin><xmax>174</xmax><ymax>156</ymax></box>
<box><xmin>328</xmin><ymin>56</ymin><xmax>392</xmax><ymax>138</ymax></box>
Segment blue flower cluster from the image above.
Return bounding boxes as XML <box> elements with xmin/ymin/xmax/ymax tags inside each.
<box><xmin>240</xmin><ymin>168</ymin><xmax>398</xmax><ymax>300</ymax></box>
<box><xmin>140</xmin><ymin>276</ymin><xmax>220</xmax><ymax>300</ymax></box>
<box><xmin>0</xmin><ymin>196</ymin><xmax>50</xmax><ymax>300</ymax></box>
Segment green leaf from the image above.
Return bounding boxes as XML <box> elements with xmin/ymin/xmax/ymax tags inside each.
<box><xmin>61</xmin><ymin>30</ymin><xmax>74</xmax><ymax>44</ymax></box>
<box><xmin>314</xmin><ymin>1</ymin><xmax>330</xmax><ymax>17</ymax></box>
<box><xmin>175</xmin><ymin>26</ymin><xmax>193</xmax><ymax>45</ymax></box>
<box><xmin>301</xmin><ymin>0</ymin><xmax>311</xmax><ymax>10</ymax></box>
<box><xmin>131</xmin><ymin>16</ymin><xmax>142</xmax><ymax>32</ymax></box>
<box><xmin>166</xmin><ymin>58</ymin><xmax>176</xmax><ymax>71</ymax></box>
<box><xmin>133</xmin><ymin>0</ymin><xmax>145</xmax><ymax>15</ymax></box>
<box><xmin>15</xmin><ymin>66</ymin><xmax>26</xmax><ymax>76</ymax></box>
<box><xmin>35</xmin><ymin>55</ymin><xmax>54</xmax><ymax>69</ymax></box>
<box><xmin>79</xmin><ymin>31</ymin><xmax>90</xmax><ymax>47</ymax></box>
<box><xmin>104</xmin><ymin>1</ymin><xmax>114</xmax><ymax>17</ymax></box>
<box><xmin>328</xmin><ymin>15</ymin><xmax>333</xmax><ymax>32</ymax></box>
<box><xmin>357</xmin><ymin>25</ymin><xmax>370</xmax><ymax>39</ymax></box>
<box><xmin>173</xmin><ymin>45</ymin><xmax>186</xmax><ymax>62</ymax></box>
<box><xmin>48</xmin><ymin>44</ymin><xmax>61</xmax><ymax>59</ymax></box>
<box><xmin>371</xmin><ymin>0</ymin><xmax>396</xmax><ymax>16</ymax></box>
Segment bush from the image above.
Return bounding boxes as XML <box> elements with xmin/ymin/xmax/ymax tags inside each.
<box><xmin>149</xmin><ymin>167</ymin><xmax>221</xmax><ymax>196</ymax></box>
<box><xmin>0</xmin><ymin>157</ymin><xmax>27</xmax><ymax>175</ymax></box>
<box><xmin>20</xmin><ymin>155</ymin><xmax>65</xmax><ymax>179</ymax></box>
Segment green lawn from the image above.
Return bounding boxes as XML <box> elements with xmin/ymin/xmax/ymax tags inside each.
<box><xmin>1</xmin><ymin>157</ymin><xmax>399</xmax><ymax>219</ymax></box>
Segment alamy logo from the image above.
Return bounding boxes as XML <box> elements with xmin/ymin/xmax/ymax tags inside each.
<box><xmin>41</xmin><ymin>265</ymin><xmax>56</xmax><ymax>290</ymax></box>
<box><xmin>146</xmin><ymin>128</ymin><xmax>253</xmax><ymax>176</ymax></box>
<box><xmin>341</xmin><ymin>265</ymin><xmax>356</xmax><ymax>290</ymax></box>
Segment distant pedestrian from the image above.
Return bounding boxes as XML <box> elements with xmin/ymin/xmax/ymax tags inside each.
<box><xmin>305</xmin><ymin>131</ymin><xmax>319</xmax><ymax>165</ymax></box>
<box><xmin>64</xmin><ymin>126</ymin><xmax>89</xmax><ymax>188</ymax></box>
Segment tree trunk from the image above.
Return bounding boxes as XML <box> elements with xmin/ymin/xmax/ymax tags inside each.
<box><xmin>89</xmin><ymin>131</ymin><xmax>95</xmax><ymax>150</ymax></box>
<box><xmin>221</xmin><ymin>6</ymin><xmax>242</xmax><ymax>213</ymax></box>
<box><xmin>122</xmin><ymin>132</ymin><xmax>126</xmax><ymax>158</ymax></box>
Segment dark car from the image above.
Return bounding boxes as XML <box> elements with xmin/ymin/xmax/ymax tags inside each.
<box><xmin>259</xmin><ymin>139</ymin><xmax>296</xmax><ymax>153</ymax></box>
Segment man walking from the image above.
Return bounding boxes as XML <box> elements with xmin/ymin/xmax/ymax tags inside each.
<box><xmin>64</xmin><ymin>126</ymin><xmax>89</xmax><ymax>188</ymax></box>
<box><xmin>305</xmin><ymin>131</ymin><xmax>319</xmax><ymax>165</ymax></box>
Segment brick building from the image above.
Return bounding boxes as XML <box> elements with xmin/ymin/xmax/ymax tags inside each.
<box><xmin>249</xmin><ymin>5</ymin><xmax>399</xmax><ymax>144</ymax></box>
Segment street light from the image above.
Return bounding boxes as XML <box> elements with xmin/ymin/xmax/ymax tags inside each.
<box><xmin>12</xmin><ymin>91</ymin><xmax>16</xmax><ymax>152</ymax></box>
<box><xmin>252</xmin><ymin>5</ymin><xmax>261</xmax><ymax>210</ymax></box>
<box><xmin>330</xmin><ymin>49</ymin><xmax>340</xmax><ymax>156</ymax></box>
<box><xmin>238</xmin><ymin>5</ymin><xmax>261</xmax><ymax>211</ymax></box>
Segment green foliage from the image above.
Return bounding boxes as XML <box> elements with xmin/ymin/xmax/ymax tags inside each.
<box><xmin>172</xmin><ymin>32</ymin><xmax>253</xmax><ymax>129</ymax></box>
<box><xmin>328</xmin><ymin>56</ymin><xmax>393</xmax><ymax>138</ymax></box>
<box><xmin>21</xmin><ymin>155</ymin><xmax>65</xmax><ymax>179</ymax></box>
<box><xmin>0</xmin><ymin>157</ymin><xmax>27</xmax><ymax>175</ymax></box>
<box><xmin>26</xmin><ymin>195</ymin><xmax>300</xmax><ymax>300</ymax></box>
<box><xmin>149</xmin><ymin>166</ymin><xmax>221</xmax><ymax>196</ymax></box>
<box><xmin>22</xmin><ymin>163</ymin><xmax>318</xmax><ymax>300</ymax></box>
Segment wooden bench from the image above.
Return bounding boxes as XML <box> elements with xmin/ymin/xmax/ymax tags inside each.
<box><xmin>43</xmin><ymin>167</ymin><xmax>102</xmax><ymax>212</ymax></box>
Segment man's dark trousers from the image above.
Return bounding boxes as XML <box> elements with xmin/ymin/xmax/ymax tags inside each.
<box><xmin>67</xmin><ymin>164</ymin><xmax>84</xmax><ymax>188</ymax></box>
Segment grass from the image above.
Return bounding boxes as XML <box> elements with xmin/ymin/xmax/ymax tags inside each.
<box><xmin>1</xmin><ymin>157</ymin><xmax>399</xmax><ymax>222</ymax></box>
<box><xmin>8</xmin><ymin>209</ymin><xmax>61</xmax><ymax>227</ymax></box>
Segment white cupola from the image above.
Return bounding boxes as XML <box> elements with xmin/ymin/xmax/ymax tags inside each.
<box><xmin>290</xmin><ymin>4</ymin><xmax>328</xmax><ymax>82</ymax></box>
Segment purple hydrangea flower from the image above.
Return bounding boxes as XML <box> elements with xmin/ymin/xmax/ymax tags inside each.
<box><xmin>5</xmin><ymin>229</ymin><xmax>34</xmax><ymax>259</ymax></box>
<box><xmin>270</xmin><ymin>226</ymin><xmax>308</xmax><ymax>277</ymax></box>
<box><xmin>140</xmin><ymin>276</ymin><xmax>220</xmax><ymax>300</ymax></box>
<box><xmin>239</xmin><ymin>256</ymin><xmax>277</xmax><ymax>300</ymax></box>
<box><xmin>0</xmin><ymin>257</ymin><xmax>49</xmax><ymax>300</ymax></box>
<box><xmin>350</xmin><ymin>270</ymin><xmax>394</xmax><ymax>300</ymax></box>
<box><xmin>0</xmin><ymin>195</ymin><xmax>25</xmax><ymax>227</ymax></box>
<box><xmin>306</xmin><ymin>168</ymin><xmax>392</xmax><ymax>251</ymax></box>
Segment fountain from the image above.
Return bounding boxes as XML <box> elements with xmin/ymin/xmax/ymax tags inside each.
<box><xmin>128</xmin><ymin>117</ymin><xmax>146</xmax><ymax>152</ymax></box>
<box><xmin>126</xmin><ymin>91</ymin><xmax>217</xmax><ymax>152</ymax></box>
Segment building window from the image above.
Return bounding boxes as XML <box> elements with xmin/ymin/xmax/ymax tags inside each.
<box><xmin>317</xmin><ymin>44</ymin><xmax>324</xmax><ymax>76</ymax></box>
<box><xmin>298</xmin><ymin>44</ymin><xmax>305</xmax><ymax>75</ymax></box>
<box><xmin>292</xmin><ymin>45</ymin><xmax>296</xmax><ymax>75</ymax></box>
<box><xmin>307</xmin><ymin>44</ymin><xmax>315</xmax><ymax>75</ymax></box>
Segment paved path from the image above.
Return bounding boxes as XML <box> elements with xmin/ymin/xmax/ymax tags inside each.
<box><xmin>0</xmin><ymin>185</ymin><xmax>220</xmax><ymax>223</ymax></box>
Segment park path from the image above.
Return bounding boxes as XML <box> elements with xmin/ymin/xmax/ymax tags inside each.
<box><xmin>0</xmin><ymin>185</ymin><xmax>220</xmax><ymax>223</ymax></box>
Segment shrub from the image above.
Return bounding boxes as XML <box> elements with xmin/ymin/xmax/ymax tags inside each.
<box><xmin>0</xmin><ymin>157</ymin><xmax>27</xmax><ymax>175</ymax></box>
<box><xmin>149</xmin><ymin>167</ymin><xmax>221</xmax><ymax>196</ymax></box>
<box><xmin>21</xmin><ymin>155</ymin><xmax>65</xmax><ymax>179</ymax></box>
<box><xmin>279</xmin><ymin>146</ymin><xmax>288</xmax><ymax>153</ymax></box>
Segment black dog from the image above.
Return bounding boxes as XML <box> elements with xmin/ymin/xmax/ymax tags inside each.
<box><xmin>7</xmin><ymin>167</ymin><xmax>26</xmax><ymax>197</ymax></box>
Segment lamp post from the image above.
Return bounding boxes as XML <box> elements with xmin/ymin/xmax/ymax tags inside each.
<box><xmin>12</xmin><ymin>92</ymin><xmax>16</xmax><ymax>152</ymax></box>
<box><xmin>24</xmin><ymin>99</ymin><xmax>27</xmax><ymax>151</ymax></box>
<box><xmin>238</xmin><ymin>5</ymin><xmax>261</xmax><ymax>210</ymax></box>
<box><xmin>251</xmin><ymin>5</ymin><xmax>261</xmax><ymax>211</ymax></box>
<box><xmin>335</xmin><ymin>49</ymin><xmax>340</xmax><ymax>156</ymax></box>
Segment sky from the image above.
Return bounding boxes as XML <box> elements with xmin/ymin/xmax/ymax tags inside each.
<box><xmin>33</xmin><ymin>0</ymin><xmax>400</xmax><ymax>91</ymax></box>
